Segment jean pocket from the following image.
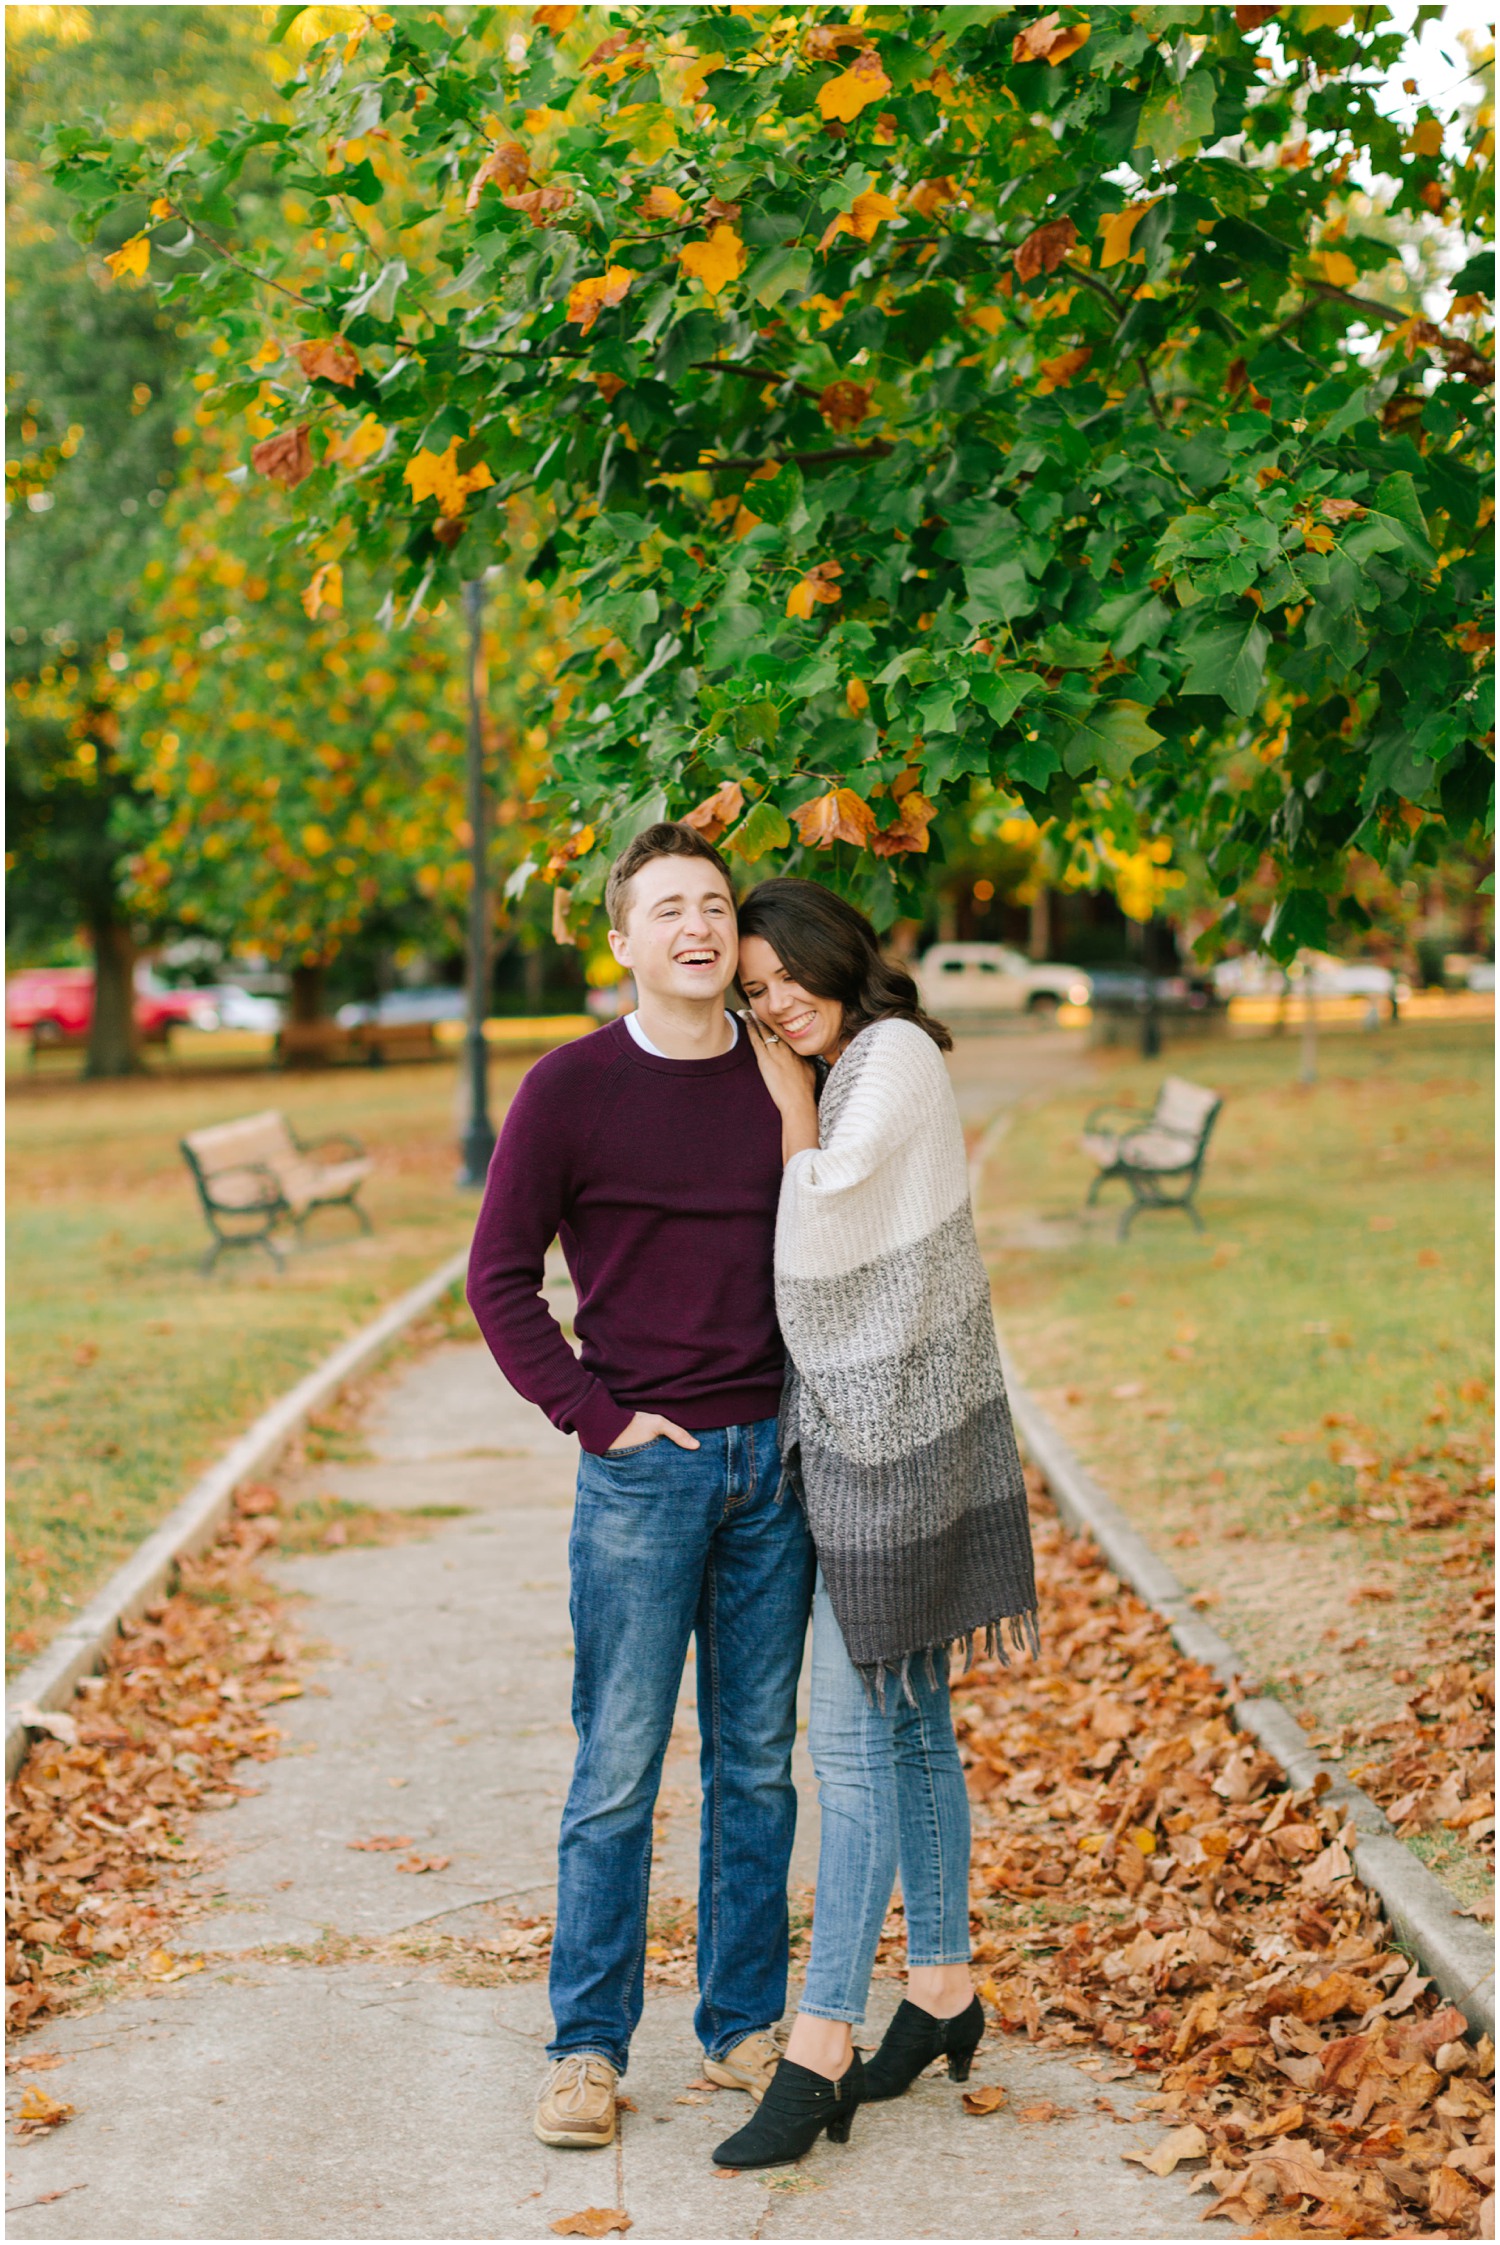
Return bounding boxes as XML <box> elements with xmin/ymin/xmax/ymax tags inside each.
<box><xmin>599</xmin><ymin>1436</ymin><xmax>664</xmax><ymax>1459</ymax></box>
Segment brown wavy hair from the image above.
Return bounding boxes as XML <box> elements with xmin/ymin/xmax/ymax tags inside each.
<box><xmin>737</xmin><ymin>877</ymin><xmax>952</xmax><ymax>1052</ymax></box>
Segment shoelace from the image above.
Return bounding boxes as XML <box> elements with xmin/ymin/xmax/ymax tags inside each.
<box><xmin>551</xmin><ymin>2055</ymin><xmax>611</xmax><ymax>2112</ymax></box>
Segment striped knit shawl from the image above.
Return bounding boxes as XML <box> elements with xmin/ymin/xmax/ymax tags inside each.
<box><xmin>775</xmin><ymin>1017</ymin><xmax>1039</xmax><ymax>1693</ymax></box>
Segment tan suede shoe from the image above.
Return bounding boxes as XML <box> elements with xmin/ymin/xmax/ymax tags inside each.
<box><xmin>534</xmin><ymin>2054</ymin><xmax>619</xmax><ymax>2147</ymax></box>
<box><xmin>703</xmin><ymin>2030</ymin><xmax>782</xmax><ymax>2102</ymax></box>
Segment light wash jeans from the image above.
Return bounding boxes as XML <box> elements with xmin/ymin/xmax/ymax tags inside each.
<box><xmin>549</xmin><ymin>1418</ymin><xmax>814</xmax><ymax>2076</ymax></box>
<box><xmin>799</xmin><ymin>1573</ymin><xmax>972</xmax><ymax>2024</ymax></box>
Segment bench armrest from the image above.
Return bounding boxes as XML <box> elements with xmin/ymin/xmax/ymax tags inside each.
<box><xmin>1084</xmin><ymin>1101</ymin><xmax>1153</xmax><ymax>1133</ymax></box>
<box><xmin>197</xmin><ymin>1160</ymin><xmax>286</xmax><ymax>1213</ymax></box>
<box><xmin>292</xmin><ymin>1129</ymin><xmax>367</xmax><ymax>1162</ymax></box>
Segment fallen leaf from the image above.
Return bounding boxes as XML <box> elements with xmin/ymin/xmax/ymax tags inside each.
<box><xmin>14</xmin><ymin>2084</ymin><xmax>75</xmax><ymax>2136</ymax></box>
<box><xmin>347</xmin><ymin>1835</ymin><xmax>414</xmax><ymax>1852</ymax></box>
<box><xmin>17</xmin><ymin>1704</ymin><xmax>78</xmax><ymax>1747</ymax></box>
<box><xmin>1123</xmin><ymin>2123</ymin><xmax>1209</xmax><ymax>2176</ymax></box>
<box><xmin>1017</xmin><ymin>2099</ymin><xmax>1072</xmax><ymax>2123</ymax></box>
<box><xmin>395</xmin><ymin>1853</ymin><xmax>450</xmax><ymax>1874</ymax></box>
<box><xmin>962</xmin><ymin>2083</ymin><xmax>1007</xmax><ymax>2114</ymax></box>
<box><xmin>142</xmin><ymin>1949</ymin><xmax>205</xmax><ymax>1983</ymax></box>
<box><xmin>549</xmin><ymin>2213</ymin><xmax>632</xmax><ymax>2238</ymax></box>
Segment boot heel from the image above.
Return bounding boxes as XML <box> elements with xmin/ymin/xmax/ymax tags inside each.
<box><xmin>947</xmin><ymin>2051</ymin><xmax>975</xmax><ymax>2083</ymax></box>
<box><xmin>826</xmin><ymin>2110</ymin><xmax>854</xmax><ymax>2144</ymax></box>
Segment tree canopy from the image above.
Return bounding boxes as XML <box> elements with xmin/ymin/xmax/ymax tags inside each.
<box><xmin>44</xmin><ymin>3</ymin><xmax>1496</xmax><ymax>953</ymax></box>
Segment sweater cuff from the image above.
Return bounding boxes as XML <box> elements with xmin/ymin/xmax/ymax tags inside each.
<box><xmin>573</xmin><ymin>1386</ymin><xmax>635</xmax><ymax>1456</ymax></box>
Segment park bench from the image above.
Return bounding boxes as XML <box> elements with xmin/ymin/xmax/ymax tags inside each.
<box><xmin>1081</xmin><ymin>1075</ymin><xmax>1222</xmax><ymax>1241</ymax></box>
<box><xmin>277</xmin><ymin>1018</ymin><xmax>438</xmax><ymax>1068</ymax></box>
<box><xmin>180</xmin><ymin>1110</ymin><xmax>374</xmax><ymax>1273</ymax></box>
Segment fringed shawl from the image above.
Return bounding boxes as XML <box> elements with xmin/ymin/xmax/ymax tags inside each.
<box><xmin>775</xmin><ymin>1018</ymin><xmax>1039</xmax><ymax>1699</ymax></box>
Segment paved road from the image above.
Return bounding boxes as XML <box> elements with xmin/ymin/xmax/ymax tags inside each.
<box><xmin>8</xmin><ymin>1028</ymin><xmax>1230</xmax><ymax>2240</ymax></box>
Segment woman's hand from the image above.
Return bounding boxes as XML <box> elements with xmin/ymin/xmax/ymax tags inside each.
<box><xmin>741</xmin><ymin>1010</ymin><xmax>821</xmax><ymax>1163</ymax></box>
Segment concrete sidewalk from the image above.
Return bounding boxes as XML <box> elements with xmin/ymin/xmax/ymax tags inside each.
<box><xmin>7</xmin><ymin>1327</ymin><xmax>1230</xmax><ymax>2241</ymax></box>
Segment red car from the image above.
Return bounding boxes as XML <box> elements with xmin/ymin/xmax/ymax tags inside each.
<box><xmin>6</xmin><ymin>965</ymin><xmax>217</xmax><ymax>1046</ymax></box>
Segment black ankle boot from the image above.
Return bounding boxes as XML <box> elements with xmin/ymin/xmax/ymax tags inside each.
<box><xmin>862</xmin><ymin>1995</ymin><xmax>985</xmax><ymax>2102</ymax></box>
<box><xmin>712</xmin><ymin>2048</ymin><xmax>864</xmax><ymax>2169</ymax></box>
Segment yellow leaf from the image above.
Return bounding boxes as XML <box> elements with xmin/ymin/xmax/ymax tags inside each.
<box><xmin>678</xmin><ymin>224</ymin><xmax>745</xmax><ymax>299</ymax></box>
<box><xmin>302</xmin><ymin>823</ymin><xmax>333</xmax><ymax>857</ymax></box>
<box><xmin>639</xmin><ymin>184</ymin><xmax>685</xmax><ymax>220</ymax></box>
<box><xmin>849</xmin><ymin>186</ymin><xmax>900</xmax><ymax>241</ymax></box>
<box><xmin>149</xmin><ymin>196</ymin><xmax>173</xmax><ymax>221</ymax></box>
<box><xmin>565</xmin><ymin>264</ymin><xmax>633</xmax><ymax>335</ymax></box>
<box><xmin>785</xmin><ymin>560</ymin><xmax>842</xmax><ymax>620</ymax></box>
<box><xmin>1037</xmin><ymin>345</ymin><xmax>1091</xmax><ymax>393</ymax></box>
<box><xmin>846</xmin><ymin>676</ymin><xmax>870</xmax><ymax>716</ymax></box>
<box><xmin>1098</xmin><ymin>199</ymin><xmax>1158</xmax><ymax>270</ymax></box>
<box><xmin>105</xmin><ymin>233</ymin><xmax>151</xmax><ymax>284</ymax></box>
<box><xmin>403</xmin><ymin>437</ymin><xmax>496</xmax><ymax>517</ymax></box>
<box><xmin>329</xmin><ymin>412</ymin><xmax>387</xmax><ymax>468</ymax></box>
<box><xmin>1130</xmin><ymin>1826</ymin><xmax>1157</xmax><ymax>1854</ymax></box>
<box><xmin>1044</xmin><ymin>21</ymin><xmax>1090</xmax><ymax>64</ymax></box>
<box><xmin>1317</xmin><ymin>249</ymin><xmax>1358</xmax><ymax>289</ymax></box>
<box><xmin>1301</xmin><ymin>519</ymin><xmax>1336</xmax><ymax>554</ymax></box>
<box><xmin>1407</xmin><ymin>116</ymin><xmax>1444</xmax><ymax>158</ymax></box>
<box><xmin>302</xmin><ymin>562</ymin><xmax>343</xmax><ymax>619</ymax></box>
<box><xmin>816</xmin><ymin>48</ymin><xmax>892</xmax><ymax>123</ymax></box>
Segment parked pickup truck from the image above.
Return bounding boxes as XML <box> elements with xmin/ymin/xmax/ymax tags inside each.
<box><xmin>915</xmin><ymin>943</ymin><xmax>1092</xmax><ymax>1020</ymax></box>
<box><xmin>6</xmin><ymin>964</ymin><xmax>220</xmax><ymax>1046</ymax></box>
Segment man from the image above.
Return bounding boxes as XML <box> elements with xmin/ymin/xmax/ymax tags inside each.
<box><xmin>467</xmin><ymin>821</ymin><xmax>813</xmax><ymax>2150</ymax></box>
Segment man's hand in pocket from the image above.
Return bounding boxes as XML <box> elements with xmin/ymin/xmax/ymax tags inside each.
<box><xmin>608</xmin><ymin>1411</ymin><xmax>700</xmax><ymax>1451</ymax></box>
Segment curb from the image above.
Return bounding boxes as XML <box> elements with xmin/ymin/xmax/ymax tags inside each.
<box><xmin>1000</xmin><ymin>1353</ymin><xmax>1496</xmax><ymax>2044</ymax></box>
<box><xmin>5</xmin><ymin>1250</ymin><xmax>470</xmax><ymax>1781</ymax></box>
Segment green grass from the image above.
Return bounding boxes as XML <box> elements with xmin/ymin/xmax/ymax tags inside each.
<box><xmin>6</xmin><ymin>1054</ymin><xmax>535</xmax><ymax>1671</ymax></box>
<box><xmin>978</xmin><ymin>1020</ymin><xmax>1494</xmax><ymax>1893</ymax></box>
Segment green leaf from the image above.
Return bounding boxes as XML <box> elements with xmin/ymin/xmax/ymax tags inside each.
<box><xmin>270</xmin><ymin>5</ymin><xmax>308</xmax><ymax>42</ymax></box>
<box><xmin>1058</xmin><ymin>700</ymin><xmax>1163</xmax><ymax>782</ymax></box>
<box><xmin>1264</xmin><ymin>889</ymin><xmax>1330</xmax><ymax>964</ymax></box>
<box><xmin>340</xmin><ymin>257</ymin><xmax>406</xmax><ymax>329</ymax></box>
<box><xmin>741</xmin><ymin>460</ymin><xmax>802</xmax><ymax>527</ymax></box>
<box><xmin>745</xmin><ymin>245</ymin><xmax>813</xmax><ymax>309</ymax></box>
<box><xmin>1136</xmin><ymin>69</ymin><xmax>1218</xmax><ymax>166</ymax></box>
<box><xmin>969</xmin><ymin>670</ymin><xmax>1041</xmax><ymax>728</ymax></box>
<box><xmin>725</xmin><ymin>799</ymin><xmax>790</xmax><ymax>862</ymax></box>
<box><xmin>961</xmin><ymin>559</ymin><xmax>1038</xmax><ymax>625</ymax></box>
<box><xmin>731</xmin><ymin>699</ymin><xmax>780</xmax><ymax>749</ymax></box>
<box><xmin>1180</xmin><ymin>616</ymin><xmax>1270</xmax><ymax>716</ymax></box>
<box><xmin>1368</xmin><ymin>471</ymin><xmax>1434</xmax><ymax>566</ymax></box>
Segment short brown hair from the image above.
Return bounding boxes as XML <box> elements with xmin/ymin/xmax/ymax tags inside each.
<box><xmin>605</xmin><ymin>820</ymin><xmax>735</xmax><ymax>931</ymax></box>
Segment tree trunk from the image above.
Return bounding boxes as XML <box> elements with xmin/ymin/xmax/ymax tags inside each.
<box><xmin>289</xmin><ymin>962</ymin><xmax>326</xmax><ymax>1024</ymax></box>
<box><xmin>85</xmin><ymin>919</ymin><xmax>141</xmax><ymax>1079</ymax></box>
<box><xmin>1028</xmin><ymin>885</ymin><xmax>1052</xmax><ymax>962</ymax></box>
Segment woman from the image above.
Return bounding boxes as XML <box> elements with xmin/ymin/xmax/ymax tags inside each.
<box><xmin>711</xmin><ymin>878</ymin><xmax>1039</xmax><ymax>2171</ymax></box>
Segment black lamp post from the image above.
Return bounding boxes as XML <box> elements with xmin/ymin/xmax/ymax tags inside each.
<box><xmin>457</xmin><ymin>575</ymin><xmax>496</xmax><ymax>1188</ymax></box>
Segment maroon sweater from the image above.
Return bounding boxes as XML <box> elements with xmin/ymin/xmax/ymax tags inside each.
<box><xmin>466</xmin><ymin>1019</ymin><xmax>785</xmax><ymax>1453</ymax></box>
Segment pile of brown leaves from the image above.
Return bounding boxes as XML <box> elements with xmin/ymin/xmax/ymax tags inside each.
<box><xmin>6</xmin><ymin>1491</ymin><xmax>301</xmax><ymax>2036</ymax></box>
<box><xmin>953</xmin><ymin>1476</ymin><xmax>1495</xmax><ymax>2240</ymax></box>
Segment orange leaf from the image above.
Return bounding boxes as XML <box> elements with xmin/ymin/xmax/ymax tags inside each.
<box><xmin>870</xmin><ymin>791</ymin><xmax>936</xmax><ymax>857</ymax></box>
<box><xmin>566</xmin><ymin>265</ymin><xmax>633</xmax><ymax>335</ymax></box>
<box><xmin>552</xmin><ymin>886</ymin><xmax>576</xmax><ymax>946</ymax></box>
<box><xmin>818</xmin><ymin>379</ymin><xmax>874</xmax><ymax>432</ymax></box>
<box><xmin>962</xmin><ymin>2083</ymin><xmax>1008</xmax><ymax>2115</ymax></box>
<box><xmin>678</xmin><ymin>225</ymin><xmax>745</xmax><ymax>299</ymax></box>
<box><xmin>1014</xmin><ymin>217</ymin><xmax>1078</xmax><ymax>283</ymax></box>
<box><xmin>467</xmin><ymin>141</ymin><xmax>530</xmax><ymax>211</ymax></box>
<box><xmin>1122</xmin><ymin>2124</ymin><xmax>1208</xmax><ymax>2175</ymax></box>
<box><xmin>785</xmin><ymin>560</ymin><xmax>843</xmax><ymax>620</ymax></box>
<box><xmin>845</xmin><ymin>677</ymin><xmax>870</xmax><ymax>716</ymax></box>
<box><xmin>816</xmin><ymin>48</ymin><xmax>892</xmax><ymax>123</ymax></box>
<box><xmin>549</xmin><ymin>2215</ymin><xmax>631</xmax><ymax>2240</ymax></box>
<box><xmin>1037</xmin><ymin>346</ymin><xmax>1091</xmax><ymax>393</ymax></box>
<box><xmin>907</xmin><ymin>175</ymin><xmax>960</xmax><ymax>219</ymax></box>
<box><xmin>395</xmin><ymin>1853</ymin><xmax>450</xmax><ymax>1874</ymax></box>
<box><xmin>250</xmin><ymin>425</ymin><xmax>314</xmax><ymax>488</ymax></box>
<box><xmin>638</xmin><ymin>184</ymin><xmax>685</xmax><ymax>221</ymax></box>
<box><xmin>503</xmin><ymin>183</ymin><xmax>574</xmax><ymax>229</ymax></box>
<box><xmin>681</xmin><ymin>780</ymin><xmax>744</xmax><ymax>844</ymax></box>
<box><xmin>793</xmin><ymin>788</ymin><xmax>876</xmax><ymax>850</ymax></box>
<box><xmin>1012</xmin><ymin>12</ymin><xmax>1090</xmax><ymax>64</ymax></box>
<box><xmin>301</xmin><ymin>562</ymin><xmax>343</xmax><ymax>620</ymax></box>
<box><xmin>532</xmin><ymin>4</ymin><xmax>579</xmax><ymax>28</ymax></box>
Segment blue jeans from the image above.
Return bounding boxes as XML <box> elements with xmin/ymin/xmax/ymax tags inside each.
<box><xmin>550</xmin><ymin>1418</ymin><xmax>814</xmax><ymax>2076</ymax></box>
<box><xmin>800</xmin><ymin>1574</ymin><xmax>972</xmax><ymax>2024</ymax></box>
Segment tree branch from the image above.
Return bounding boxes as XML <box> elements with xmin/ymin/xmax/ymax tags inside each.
<box><xmin>1064</xmin><ymin>262</ymin><xmax>1129</xmax><ymax>321</ymax></box>
<box><xmin>169</xmin><ymin>204</ymin><xmax>316</xmax><ymax>310</ymax></box>
<box><xmin>1135</xmin><ymin>351</ymin><xmax>1168</xmax><ymax>432</ymax></box>
<box><xmin>698</xmin><ymin>441</ymin><xmax>895</xmax><ymax>471</ymax></box>
<box><xmin>690</xmin><ymin>360</ymin><xmax>820</xmax><ymax>398</ymax></box>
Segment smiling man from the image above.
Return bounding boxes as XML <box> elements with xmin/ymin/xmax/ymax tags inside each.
<box><xmin>467</xmin><ymin>821</ymin><xmax>813</xmax><ymax>2150</ymax></box>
